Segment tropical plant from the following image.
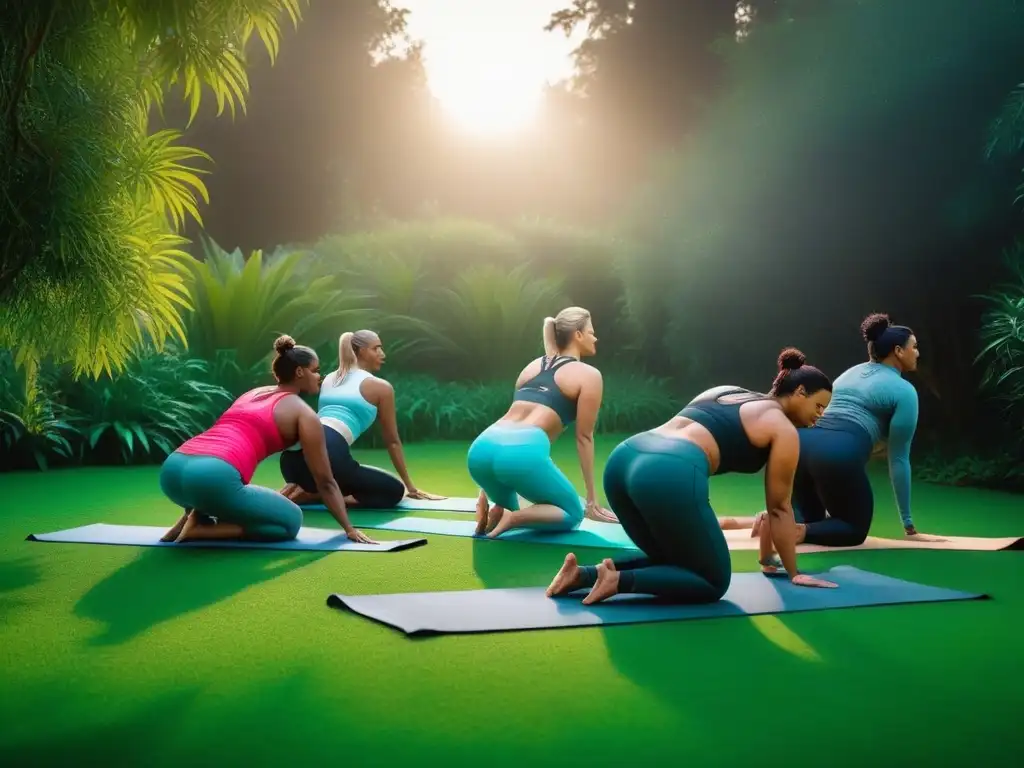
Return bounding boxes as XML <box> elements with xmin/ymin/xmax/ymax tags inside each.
<box><xmin>985</xmin><ymin>80</ymin><xmax>1024</xmax><ymax>200</ymax></box>
<box><xmin>0</xmin><ymin>0</ymin><xmax>305</xmax><ymax>380</ymax></box>
<box><xmin>974</xmin><ymin>242</ymin><xmax>1024</xmax><ymax>432</ymax></box>
<box><xmin>59</xmin><ymin>345</ymin><xmax>233</xmax><ymax>463</ymax></box>
<box><xmin>182</xmin><ymin>236</ymin><xmax>370</xmax><ymax>394</ymax></box>
<box><xmin>0</xmin><ymin>354</ymin><xmax>78</xmax><ymax>470</ymax></box>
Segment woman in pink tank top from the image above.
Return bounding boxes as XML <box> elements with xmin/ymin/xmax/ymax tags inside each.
<box><xmin>158</xmin><ymin>335</ymin><xmax>377</xmax><ymax>545</ymax></box>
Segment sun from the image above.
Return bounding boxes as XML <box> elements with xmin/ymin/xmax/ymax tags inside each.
<box><xmin>398</xmin><ymin>0</ymin><xmax>583</xmax><ymax>138</ymax></box>
<box><xmin>429</xmin><ymin>59</ymin><xmax>545</xmax><ymax>136</ymax></box>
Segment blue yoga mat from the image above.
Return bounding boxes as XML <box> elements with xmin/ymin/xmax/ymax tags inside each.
<box><xmin>326</xmin><ymin>566</ymin><xmax>987</xmax><ymax>635</ymax></box>
<box><xmin>27</xmin><ymin>523</ymin><xmax>426</xmax><ymax>553</ymax></box>
<box><xmin>303</xmin><ymin>496</ymin><xmax>480</xmax><ymax>514</ymax></box>
<box><xmin>349</xmin><ymin>515</ymin><xmax>638</xmax><ymax>549</ymax></box>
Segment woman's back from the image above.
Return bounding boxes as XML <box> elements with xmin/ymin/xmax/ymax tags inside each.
<box><xmin>177</xmin><ymin>388</ymin><xmax>291</xmax><ymax>482</ymax></box>
<box><xmin>816</xmin><ymin>361</ymin><xmax>917</xmax><ymax>442</ymax></box>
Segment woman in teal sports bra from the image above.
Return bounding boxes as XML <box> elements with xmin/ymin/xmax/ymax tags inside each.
<box><xmin>546</xmin><ymin>348</ymin><xmax>838</xmax><ymax>605</ymax></box>
<box><xmin>279</xmin><ymin>329</ymin><xmax>443</xmax><ymax>508</ymax></box>
<box><xmin>467</xmin><ymin>306</ymin><xmax>617</xmax><ymax>539</ymax></box>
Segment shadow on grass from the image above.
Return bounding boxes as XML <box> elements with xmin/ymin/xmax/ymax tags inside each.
<box><xmin>74</xmin><ymin>547</ymin><xmax>326</xmax><ymax>647</ymax></box>
<box><xmin>0</xmin><ymin>553</ymin><xmax>43</xmax><ymax>594</ymax></box>
<box><xmin>0</xmin><ymin>686</ymin><xmax>204</xmax><ymax>767</ymax></box>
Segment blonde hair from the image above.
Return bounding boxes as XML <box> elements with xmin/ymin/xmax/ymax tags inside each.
<box><xmin>542</xmin><ymin>307</ymin><xmax>591</xmax><ymax>357</ymax></box>
<box><xmin>329</xmin><ymin>329</ymin><xmax>377</xmax><ymax>385</ymax></box>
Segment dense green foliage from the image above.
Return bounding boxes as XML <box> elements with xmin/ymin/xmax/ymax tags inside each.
<box><xmin>0</xmin><ymin>0</ymin><xmax>303</xmax><ymax>379</ymax></box>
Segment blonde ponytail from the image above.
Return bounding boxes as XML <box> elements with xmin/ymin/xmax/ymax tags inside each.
<box><xmin>336</xmin><ymin>332</ymin><xmax>356</xmax><ymax>382</ymax></box>
<box><xmin>542</xmin><ymin>316</ymin><xmax>558</xmax><ymax>357</ymax></box>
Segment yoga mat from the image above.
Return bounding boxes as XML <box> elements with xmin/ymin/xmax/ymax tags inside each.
<box><xmin>352</xmin><ymin>515</ymin><xmax>637</xmax><ymax>548</ymax></box>
<box><xmin>326</xmin><ymin>565</ymin><xmax>987</xmax><ymax>636</ymax></box>
<box><xmin>346</xmin><ymin>516</ymin><xmax>1024</xmax><ymax>554</ymax></box>
<box><xmin>720</xmin><ymin>530</ymin><xmax>1024</xmax><ymax>553</ymax></box>
<box><xmin>303</xmin><ymin>494</ymin><xmax>590</xmax><ymax>514</ymax></box>
<box><xmin>304</xmin><ymin>496</ymin><xmax>480</xmax><ymax>514</ymax></box>
<box><xmin>26</xmin><ymin>523</ymin><xmax>426</xmax><ymax>552</ymax></box>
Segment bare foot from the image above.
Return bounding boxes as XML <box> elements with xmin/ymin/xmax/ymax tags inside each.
<box><xmin>174</xmin><ymin>510</ymin><xmax>206</xmax><ymax>543</ymax></box>
<box><xmin>582</xmin><ymin>559</ymin><xmax>620</xmax><ymax>605</ymax></box>
<box><xmin>160</xmin><ymin>511</ymin><xmax>191</xmax><ymax>542</ymax></box>
<box><xmin>719</xmin><ymin>517</ymin><xmax>740</xmax><ymax>530</ymax></box>
<box><xmin>486</xmin><ymin>505</ymin><xmax>511</xmax><ymax>538</ymax></box>
<box><xmin>475</xmin><ymin>493</ymin><xmax>490</xmax><ymax>536</ymax></box>
<box><xmin>546</xmin><ymin>553</ymin><xmax>582</xmax><ymax>597</ymax></box>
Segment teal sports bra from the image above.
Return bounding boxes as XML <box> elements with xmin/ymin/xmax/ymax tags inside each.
<box><xmin>512</xmin><ymin>355</ymin><xmax>579</xmax><ymax>426</ymax></box>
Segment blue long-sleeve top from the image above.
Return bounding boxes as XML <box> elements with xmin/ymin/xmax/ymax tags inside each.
<box><xmin>816</xmin><ymin>362</ymin><xmax>919</xmax><ymax>528</ymax></box>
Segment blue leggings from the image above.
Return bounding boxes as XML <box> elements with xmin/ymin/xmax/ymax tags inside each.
<box><xmin>467</xmin><ymin>423</ymin><xmax>584</xmax><ymax>530</ymax></box>
<box><xmin>159</xmin><ymin>451</ymin><xmax>302</xmax><ymax>542</ymax></box>
<box><xmin>578</xmin><ymin>432</ymin><xmax>731</xmax><ymax>602</ymax></box>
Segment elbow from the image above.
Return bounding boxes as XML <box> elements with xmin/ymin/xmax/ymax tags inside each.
<box><xmin>575</xmin><ymin>430</ymin><xmax>594</xmax><ymax>444</ymax></box>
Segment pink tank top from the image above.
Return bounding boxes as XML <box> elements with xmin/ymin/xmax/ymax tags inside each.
<box><xmin>177</xmin><ymin>388</ymin><xmax>293</xmax><ymax>484</ymax></box>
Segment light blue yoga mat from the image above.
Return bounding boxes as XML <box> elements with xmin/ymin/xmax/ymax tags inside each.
<box><xmin>27</xmin><ymin>523</ymin><xmax>426</xmax><ymax>553</ymax></box>
<box><xmin>350</xmin><ymin>515</ymin><xmax>639</xmax><ymax>549</ymax></box>
<box><xmin>326</xmin><ymin>566</ymin><xmax>988</xmax><ymax>636</ymax></box>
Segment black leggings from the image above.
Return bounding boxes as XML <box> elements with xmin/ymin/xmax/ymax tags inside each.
<box><xmin>279</xmin><ymin>425</ymin><xmax>405</xmax><ymax>509</ymax></box>
<box><xmin>794</xmin><ymin>423</ymin><xmax>875</xmax><ymax>547</ymax></box>
<box><xmin>577</xmin><ymin>432</ymin><xmax>731</xmax><ymax>603</ymax></box>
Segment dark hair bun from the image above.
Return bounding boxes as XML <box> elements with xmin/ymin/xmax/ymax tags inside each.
<box><xmin>274</xmin><ymin>335</ymin><xmax>296</xmax><ymax>354</ymax></box>
<box><xmin>777</xmin><ymin>347</ymin><xmax>807</xmax><ymax>371</ymax></box>
<box><xmin>860</xmin><ymin>313</ymin><xmax>890</xmax><ymax>343</ymax></box>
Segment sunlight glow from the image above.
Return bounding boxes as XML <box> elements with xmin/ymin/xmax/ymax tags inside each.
<box><xmin>748</xmin><ymin>616</ymin><xmax>822</xmax><ymax>662</ymax></box>
<box><xmin>400</xmin><ymin>0</ymin><xmax>585</xmax><ymax>136</ymax></box>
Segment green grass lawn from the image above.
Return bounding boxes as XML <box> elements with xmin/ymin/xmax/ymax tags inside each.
<box><xmin>1</xmin><ymin>435</ymin><xmax>1022</xmax><ymax>766</ymax></box>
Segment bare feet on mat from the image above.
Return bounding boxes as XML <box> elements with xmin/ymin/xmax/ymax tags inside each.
<box><xmin>474</xmin><ymin>493</ymin><xmax>490</xmax><ymax>535</ymax></box>
<box><xmin>485</xmin><ymin>505</ymin><xmax>510</xmax><ymax>538</ymax></box>
<box><xmin>174</xmin><ymin>510</ymin><xmax>204</xmax><ymax>543</ymax></box>
<box><xmin>161</xmin><ymin>511</ymin><xmax>191</xmax><ymax>542</ymax></box>
<box><xmin>546</xmin><ymin>553</ymin><xmax>582</xmax><ymax>597</ymax></box>
<box><xmin>582</xmin><ymin>559</ymin><xmax>620</xmax><ymax>605</ymax></box>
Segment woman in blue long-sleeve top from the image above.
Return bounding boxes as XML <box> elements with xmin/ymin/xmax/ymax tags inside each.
<box><xmin>789</xmin><ymin>313</ymin><xmax>924</xmax><ymax>546</ymax></box>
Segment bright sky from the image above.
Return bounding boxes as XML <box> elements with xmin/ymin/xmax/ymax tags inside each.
<box><xmin>399</xmin><ymin>0</ymin><xmax>587</xmax><ymax>136</ymax></box>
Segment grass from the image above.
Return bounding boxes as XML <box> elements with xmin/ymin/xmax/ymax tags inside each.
<box><xmin>1</xmin><ymin>435</ymin><xmax>1022</xmax><ymax>766</ymax></box>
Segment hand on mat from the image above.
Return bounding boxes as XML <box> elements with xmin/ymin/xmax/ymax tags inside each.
<box><xmin>346</xmin><ymin>528</ymin><xmax>379</xmax><ymax>545</ymax></box>
<box><xmin>791</xmin><ymin>574</ymin><xmax>838</xmax><ymax>589</ymax></box>
<box><xmin>406</xmin><ymin>488</ymin><xmax>447</xmax><ymax>501</ymax></box>
<box><xmin>905</xmin><ymin>531</ymin><xmax>948</xmax><ymax>543</ymax></box>
<box><xmin>585</xmin><ymin>500</ymin><xmax>618</xmax><ymax>523</ymax></box>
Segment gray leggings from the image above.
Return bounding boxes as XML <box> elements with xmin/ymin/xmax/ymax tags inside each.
<box><xmin>159</xmin><ymin>451</ymin><xmax>302</xmax><ymax>542</ymax></box>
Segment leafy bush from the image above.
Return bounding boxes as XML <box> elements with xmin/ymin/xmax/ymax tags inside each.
<box><xmin>975</xmin><ymin>241</ymin><xmax>1024</xmax><ymax>432</ymax></box>
<box><xmin>59</xmin><ymin>347</ymin><xmax>233</xmax><ymax>463</ymax></box>
<box><xmin>0</xmin><ymin>356</ymin><xmax>77</xmax><ymax>470</ymax></box>
<box><xmin>915</xmin><ymin>447</ymin><xmax>1024</xmax><ymax>492</ymax></box>
<box><xmin>183</xmin><ymin>237</ymin><xmax>371</xmax><ymax>395</ymax></box>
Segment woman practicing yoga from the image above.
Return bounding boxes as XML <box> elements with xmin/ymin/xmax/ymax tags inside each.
<box><xmin>279</xmin><ymin>329</ymin><xmax>443</xmax><ymax>508</ymax></box>
<box><xmin>159</xmin><ymin>336</ymin><xmax>377</xmax><ymax>544</ymax></box>
<box><xmin>468</xmin><ymin>306</ymin><xmax>617</xmax><ymax>539</ymax></box>
<box><xmin>783</xmin><ymin>313</ymin><xmax>933</xmax><ymax>547</ymax></box>
<box><xmin>546</xmin><ymin>348</ymin><xmax>838</xmax><ymax>605</ymax></box>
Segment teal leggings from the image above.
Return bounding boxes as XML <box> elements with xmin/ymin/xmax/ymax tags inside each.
<box><xmin>159</xmin><ymin>451</ymin><xmax>302</xmax><ymax>542</ymax></box>
<box><xmin>578</xmin><ymin>432</ymin><xmax>731</xmax><ymax>602</ymax></box>
<box><xmin>467</xmin><ymin>423</ymin><xmax>584</xmax><ymax>530</ymax></box>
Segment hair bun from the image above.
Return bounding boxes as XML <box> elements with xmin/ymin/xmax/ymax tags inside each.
<box><xmin>860</xmin><ymin>312</ymin><xmax>890</xmax><ymax>343</ymax></box>
<box><xmin>777</xmin><ymin>347</ymin><xmax>806</xmax><ymax>371</ymax></box>
<box><xmin>274</xmin><ymin>334</ymin><xmax>296</xmax><ymax>354</ymax></box>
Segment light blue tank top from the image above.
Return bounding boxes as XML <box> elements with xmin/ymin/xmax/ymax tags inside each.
<box><xmin>318</xmin><ymin>368</ymin><xmax>379</xmax><ymax>442</ymax></box>
<box><xmin>816</xmin><ymin>361</ymin><xmax>919</xmax><ymax>527</ymax></box>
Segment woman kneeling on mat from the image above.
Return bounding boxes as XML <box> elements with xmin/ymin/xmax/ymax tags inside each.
<box><xmin>279</xmin><ymin>329</ymin><xmax>443</xmax><ymax>509</ymax></box>
<box><xmin>159</xmin><ymin>336</ymin><xmax>377</xmax><ymax>545</ymax></box>
<box><xmin>546</xmin><ymin>348</ymin><xmax>838</xmax><ymax>605</ymax></box>
<box><xmin>469</xmin><ymin>306</ymin><xmax>616</xmax><ymax>538</ymax></box>
<box><xmin>778</xmin><ymin>313</ymin><xmax>941</xmax><ymax>548</ymax></box>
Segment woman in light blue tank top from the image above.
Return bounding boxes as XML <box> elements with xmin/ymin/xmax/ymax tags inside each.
<box><xmin>279</xmin><ymin>330</ymin><xmax>444</xmax><ymax>507</ymax></box>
